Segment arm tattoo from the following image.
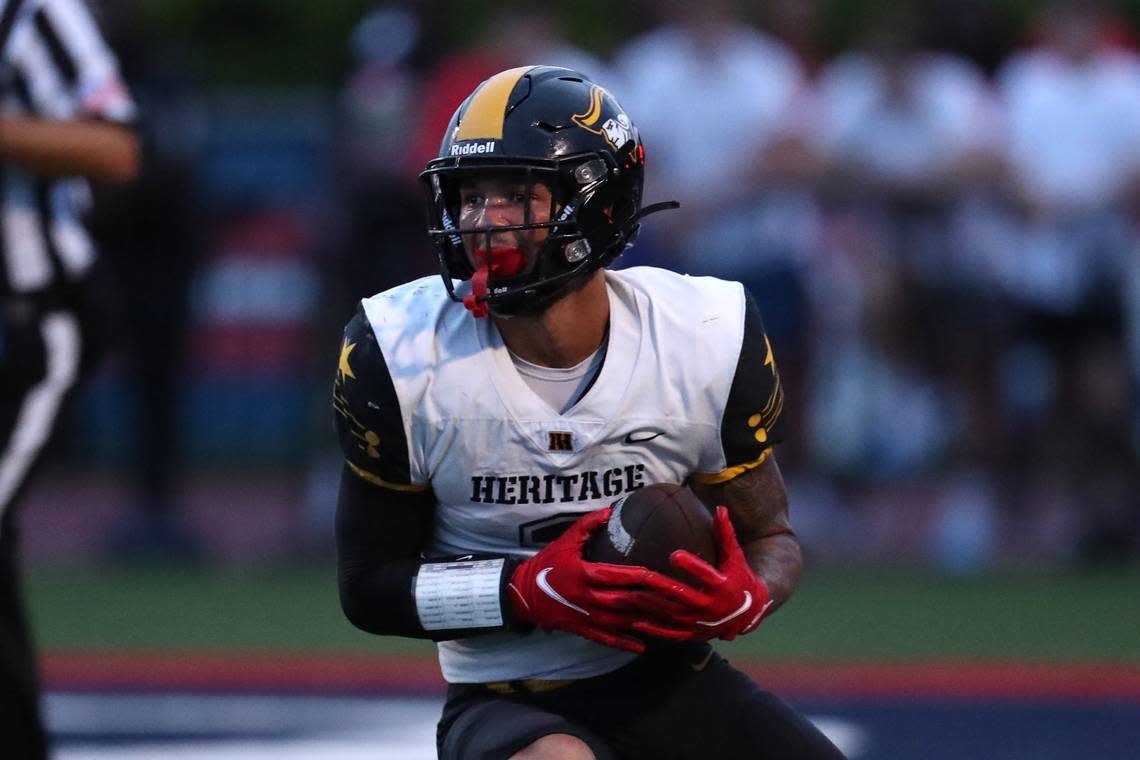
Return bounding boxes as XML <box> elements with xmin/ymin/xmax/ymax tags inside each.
<box><xmin>690</xmin><ymin>454</ymin><xmax>803</xmax><ymax>611</ymax></box>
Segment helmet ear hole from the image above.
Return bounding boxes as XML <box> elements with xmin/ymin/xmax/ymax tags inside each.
<box><xmin>563</xmin><ymin>239</ymin><xmax>591</xmax><ymax>263</ymax></box>
<box><xmin>574</xmin><ymin>174</ymin><xmax>641</xmax><ymax>262</ymax></box>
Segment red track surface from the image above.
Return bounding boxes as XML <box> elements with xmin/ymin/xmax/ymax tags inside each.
<box><xmin>41</xmin><ymin>650</ymin><xmax>1140</xmax><ymax>700</ymax></box>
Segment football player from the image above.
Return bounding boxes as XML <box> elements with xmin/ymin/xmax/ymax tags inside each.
<box><xmin>334</xmin><ymin>66</ymin><xmax>844</xmax><ymax>759</ymax></box>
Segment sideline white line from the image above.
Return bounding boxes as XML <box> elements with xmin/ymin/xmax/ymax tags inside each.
<box><xmin>58</xmin><ymin>739</ymin><xmax>436</xmax><ymax>760</ymax></box>
<box><xmin>49</xmin><ymin>692</ymin><xmax>866</xmax><ymax>758</ymax></box>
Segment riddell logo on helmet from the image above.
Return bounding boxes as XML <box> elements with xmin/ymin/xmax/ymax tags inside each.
<box><xmin>450</xmin><ymin>141</ymin><xmax>497</xmax><ymax>156</ymax></box>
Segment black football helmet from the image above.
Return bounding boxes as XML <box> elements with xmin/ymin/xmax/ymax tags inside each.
<box><xmin>420</xmin><ymin>65</ymin><xmax>678</xmax><ymax>317</ymax></box>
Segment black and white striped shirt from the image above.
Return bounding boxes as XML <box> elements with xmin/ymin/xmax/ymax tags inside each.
<box><xmin>0</xmin><ymin>0</ymin><xmax>135</xmax><ymax>298</ymax></box>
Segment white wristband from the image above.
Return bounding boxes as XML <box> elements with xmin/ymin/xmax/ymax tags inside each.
<box><xmin>414</xmin><ymin>558</ymin><xmax>507</xmax><ymax>631</ymax></box>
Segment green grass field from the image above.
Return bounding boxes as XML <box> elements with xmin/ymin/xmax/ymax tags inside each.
<box><xmin>25</xmin><ymin>563</ymin><xmax>1140</xmax><ymax>662</ymax></box>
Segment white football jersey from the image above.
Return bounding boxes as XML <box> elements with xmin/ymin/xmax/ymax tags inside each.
<box><xmin>341</xmin><ymin>266</ymin><xmax>783</xmax><ymax>682</ymax></box>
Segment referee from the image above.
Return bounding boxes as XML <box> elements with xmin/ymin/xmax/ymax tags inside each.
<box><xmin>0</xmin><ymin>0</ymin><xmax>137</xmax><ymax>756</ymax></box>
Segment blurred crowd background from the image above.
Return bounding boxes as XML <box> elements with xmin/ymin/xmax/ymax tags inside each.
<box><xmin>31</xmin><ymin>0</ymin><xmax>1140</xmax><ymax>576</ymax></box>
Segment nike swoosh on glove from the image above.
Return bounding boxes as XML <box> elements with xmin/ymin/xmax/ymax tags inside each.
<box><xmin>508</xmin><ymin>507</ymin><xmax>663</xmax><ymax>654</ymax></box>
<box><xmin>627</xmin><ymin>506</ymin><xmax>773</xmax><ymax>642</ymax></box>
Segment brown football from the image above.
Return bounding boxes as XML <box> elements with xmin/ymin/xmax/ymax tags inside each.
<box><xmin>587</xmin><ymin>483</ymin><xmax>717</xmax><ymax>578</ymax></box>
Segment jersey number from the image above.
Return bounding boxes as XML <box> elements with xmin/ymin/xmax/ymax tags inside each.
<box><xmin>517</xmin><ymin>513</ymin><xmax>583</xmax><ymax>549</ymax></box>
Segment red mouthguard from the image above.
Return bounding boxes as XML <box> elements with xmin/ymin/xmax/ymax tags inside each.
<box><xmin>463</xmin><ymin>247</ymin><xmax>526</xmax><ymax>318</ymax></box>
<box><xmin>473</xmin><ymin>247</ymin><xmax>526</xmax><ymax>277</ymax></box>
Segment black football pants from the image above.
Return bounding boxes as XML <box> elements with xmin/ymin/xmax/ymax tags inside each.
<box><xmin>0</xmin><ymin>515</ymin><xmax>47</xmax><ymax>760</ymax></box>
<box><xmin>437</xmin><ymin>642</ymin><xmax>847</xmax><ymax>760</ymax></box>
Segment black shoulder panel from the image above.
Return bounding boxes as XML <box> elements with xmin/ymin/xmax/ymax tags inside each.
<box><xmin>333</xmin><ymin>307</ymin><xmax>422</xmax><ymax>490</ymax></box>
<box><xmin>719</xmin><ymin>290</ymin><xmax>786</xmax><ymax>466</ymax></box>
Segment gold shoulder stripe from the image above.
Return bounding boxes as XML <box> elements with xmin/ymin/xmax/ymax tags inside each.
<box><xmin>454</xmin><ymin>66</ymin><xmax>533</xmax><ymax>141</ymax></box>
<box><xmin>689</xmin><ymin>448</ymin><xmax>772</xmax><ymax>485</ymax></box>
<box><xmin>347</xmin><ymin>461</ymin><xmax>430</xmax><ymax>493</ymax></box>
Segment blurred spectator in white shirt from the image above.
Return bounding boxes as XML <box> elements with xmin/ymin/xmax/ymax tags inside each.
<box><xmin>803</xmin><ymin>10</ymin><xmax>996</xmax><ymax>485</ymax></box>
<box><xmin>984</xmin><ymin>0</ymin><xmax>1140</xmax><ymax>313</ymax></box>
<box><xmin>1000</xmin><ymin>2</ymin><xmax>1140</xmax><ymax>213</ymax></box>
<box><xmin>812</xmin><ymin>9</ymin><xmax>1002</xmax><ymax>216</ymax></box>
<box><xmin>611</xmin><ymin>0</ymin><xmax>808</xmax><ymax>256</ymax></box>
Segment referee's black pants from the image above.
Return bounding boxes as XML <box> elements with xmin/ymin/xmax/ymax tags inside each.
<box><xmin>0</xmin><ymin>515</ymin><xmax>48</xmax><ymax>760</ymax></box>
<box><xmin>1</xmin><ymin>303</ymin><xmax>88</xmax><ymax>760</ymax></box>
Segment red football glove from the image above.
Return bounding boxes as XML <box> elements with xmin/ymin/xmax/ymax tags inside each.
<box><xmin>508</xmin><ymin>507</ymin><xmax>663</xmax><ymax>654</ymax></box>
<box><xmin>628</xmin><ymin>506</ymin><xmax>774</xmax><ymax>642</ymax></box>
